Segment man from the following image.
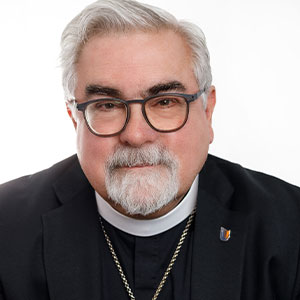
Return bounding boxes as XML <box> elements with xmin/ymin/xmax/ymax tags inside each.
<box><xmin>0</xmin><ymin>0</ymin><xmax>299</xmax><ymax>299</ymax></box>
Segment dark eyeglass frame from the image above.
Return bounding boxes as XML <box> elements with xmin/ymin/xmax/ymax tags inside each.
<box><xmin>76</xmin><ymin>89</ymin><xmax>205</xmax><ymax>137</ymax></box>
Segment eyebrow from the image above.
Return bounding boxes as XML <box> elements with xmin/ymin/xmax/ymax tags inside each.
<box><xmin>146</xmin><ymin>81</ymin><xmax>186</xmax><ymax>96</ymax></box>
<box><xmin>85</xmin><ymin>85</ymin><xmax>122</xmax><ymax>98</ymax></box>
<box><xmin>84</xmin><ymin>80</ymin><xmax>186</xmax><ymax>99</ymax></box>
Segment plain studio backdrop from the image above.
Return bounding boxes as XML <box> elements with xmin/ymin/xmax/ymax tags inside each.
<box><xmin>0</xmin><ymin>0</ymin><xmax>299</xmax><ymax>186</ymax></box>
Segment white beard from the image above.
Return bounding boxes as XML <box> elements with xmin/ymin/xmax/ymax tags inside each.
<box><xmin>105</xmin><ymin>144</ymin><xmax>179</xmax><ymax>216</ymax></box>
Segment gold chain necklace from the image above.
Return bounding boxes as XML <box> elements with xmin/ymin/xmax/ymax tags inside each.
<box><xmin>99</xmin><ymin>208</ymin><xmax>196</xmax><ymax>300</ymax></box>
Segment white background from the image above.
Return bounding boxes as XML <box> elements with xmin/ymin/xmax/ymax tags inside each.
<box><xmin>0</xmin><ymin>0</ymin><xmax>299</xmax><ymax>186</ymax></box>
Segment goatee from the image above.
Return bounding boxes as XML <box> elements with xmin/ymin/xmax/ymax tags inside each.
<box><xmin>105</xmin><ymin>144</ymin><xmax>179</xmax><ymax>216</ymax></box>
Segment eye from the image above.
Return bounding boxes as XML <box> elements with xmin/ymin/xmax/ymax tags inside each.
<box><xmin>158</xmin><ymin>99</ymin><xmax>172</xmax><ymax>106</ymax></box>
<box><xmin>152</xmin><ymin>97</ymin><xmax>180</xmax><ymax>108</ymax></box>
<box><xmin>95</xmin><ymin>102</ymin><xmax>115</xmax><ymax>109</ymax></box>
<box><xmin>91</xmin><ymin>100</ymin><xmax>125</xmax><ymax>112</ymax></box>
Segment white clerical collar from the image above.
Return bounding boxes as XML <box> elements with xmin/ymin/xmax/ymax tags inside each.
<box><xmin>95</xmin><ymin>175</ymin><xmax>198</xmax><ymax>237</ymax></box>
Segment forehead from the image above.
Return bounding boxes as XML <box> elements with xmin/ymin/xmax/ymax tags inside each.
<box><xmin>75</xmin><ymin>30</ymin><xmax>197</xmax><ymax>97</ymax></box>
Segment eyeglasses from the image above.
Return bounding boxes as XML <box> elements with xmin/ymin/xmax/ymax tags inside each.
<box><xmin>76</xmin><ymin>90</ymin><xmax>205</xmax><ymax>137</ymax></box>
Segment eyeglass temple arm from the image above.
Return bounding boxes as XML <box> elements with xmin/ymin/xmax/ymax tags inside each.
<box><xmin>188</xmin><ymin>89</ymin><xmax>206</xmax><ymax>103</ymax></box>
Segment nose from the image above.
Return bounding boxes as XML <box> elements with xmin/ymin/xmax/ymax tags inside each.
<box><xmin>119</xmin><ymin>104</ymin><xmax>159</xmax><ymax>147</ymax></box>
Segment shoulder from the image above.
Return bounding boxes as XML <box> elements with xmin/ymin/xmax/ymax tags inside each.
<box><xmin>209</xmin><ymin>154</ymin><xmax>299</xmax><ymax>189</ymax></box>
<box><xmin>208</xmin><ymin>154</ymin><xmax>300</xmax><ymax>197</ymax></box>
<box><xmin>0</xmin><ymin>155</ymin><xmax>79</xmax><ymax>221</ymax></box>
<box><xmin>205</xmin><ymin>154</ymin><xmax>300</xmax><ymax>222</ymax></box>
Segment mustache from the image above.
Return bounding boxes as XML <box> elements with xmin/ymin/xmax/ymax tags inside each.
<box><xmin>106</xmin><ymin>144</ymin><xmax>177</xmax><ymax>170</ymax></box>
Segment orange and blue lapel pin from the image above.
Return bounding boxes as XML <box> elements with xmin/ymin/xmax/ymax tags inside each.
<box><xmin>220</xmin><ymin>227</ymin><xmax>231</xmax><ymax>242</ymax></box>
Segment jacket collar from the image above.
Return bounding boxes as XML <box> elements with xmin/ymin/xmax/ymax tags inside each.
<box><xmin>51</xmin><ymin>155</ymin><xmax>91</xmax><ymax>205</ymax></box>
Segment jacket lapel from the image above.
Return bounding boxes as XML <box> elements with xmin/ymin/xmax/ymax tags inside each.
<box><xmin>42</xmin><ymin>157</ymin><xmax>102</xmax><ymax>300</ymax></box>
<box><xmin>191</xmin><ymin>156</ymin><xmax>249</xmax><ymax>300</ymax></box>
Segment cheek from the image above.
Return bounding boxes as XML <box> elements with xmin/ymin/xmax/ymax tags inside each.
<box><xmin>177</xmin><ymin>128</ymin><xmax>209</xmax><ymax>172</ymax></box>
<box><xmin>76</xmin><ymin>120</ymin><xmax>117</xmax><ymax>197</ymax></box>
<box><xmin>167</xmin><ymin>112</ymin><xmax>210</xmax><ymax>196</ymax></box>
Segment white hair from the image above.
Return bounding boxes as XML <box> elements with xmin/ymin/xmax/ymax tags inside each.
<box><xmin>60</xmin><ymin>0</ymin><xmax>212</xmax><ymax>107</ymax></box>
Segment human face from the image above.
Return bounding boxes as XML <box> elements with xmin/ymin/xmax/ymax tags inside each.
<box><xmin>70</xmin><ymin>30</ymin><xmax>216</xmax><ymax>218</ymax></box>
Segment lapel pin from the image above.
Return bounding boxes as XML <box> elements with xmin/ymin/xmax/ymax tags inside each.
<box><xmin>220</xmin><ymin>226</ymin><xmax>231</xmax><ymax>242</ymax></box>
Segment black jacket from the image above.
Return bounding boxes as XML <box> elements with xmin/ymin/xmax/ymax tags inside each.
<box><xmin>0</xmin><ymin>154</ymin><xmax>300</xmax><ymax>300</ymax></box>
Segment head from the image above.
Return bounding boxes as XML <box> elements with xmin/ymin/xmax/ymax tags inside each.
<box><xmin>61</xmin><ymin>0</ymin><xmax>216</xmax><ymax>218</ymax></box>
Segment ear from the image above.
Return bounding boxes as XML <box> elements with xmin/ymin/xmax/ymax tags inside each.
<box><xmin>205</xmin><ymin>86</ymin><xmax>216</xmax><ymax>144</ymax></box>
<box><xmin>66</xmin><ymin>102</ymin><xmax>77</xmax><ymax>129</ymax></box>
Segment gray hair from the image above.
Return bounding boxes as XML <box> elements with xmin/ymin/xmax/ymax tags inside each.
<box><xmin>60</xmin><ymin>0</ymin><xmax>212</xmax><ymax>107</ymax></box>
